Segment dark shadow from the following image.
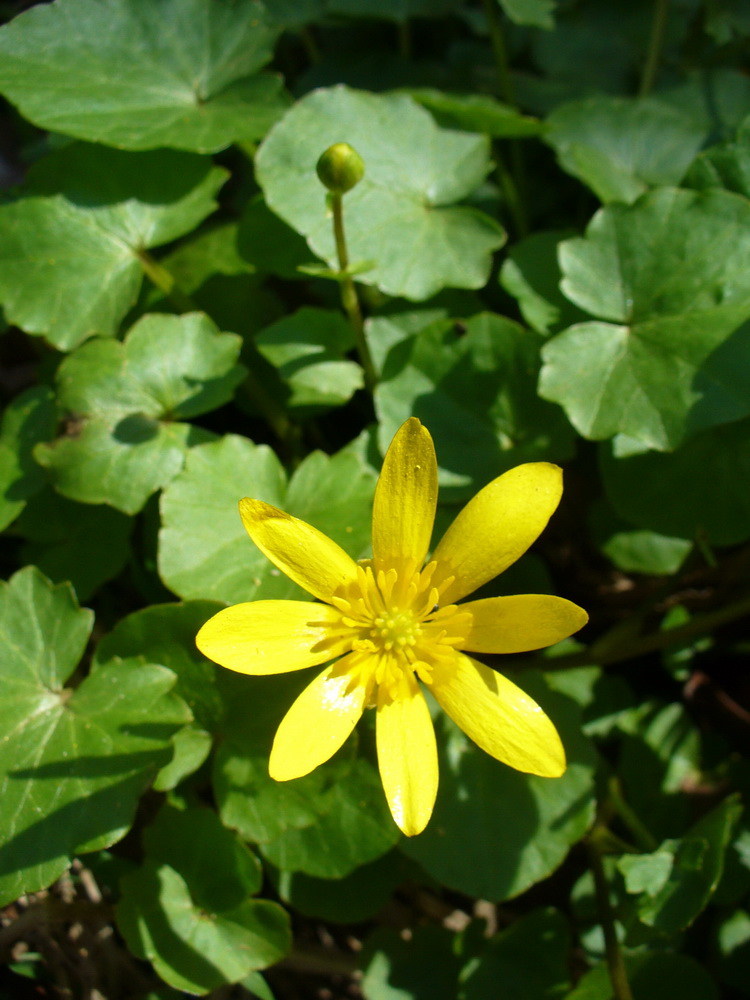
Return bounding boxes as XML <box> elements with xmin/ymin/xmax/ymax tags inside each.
<box><xmin>687</xmin><ymin>318</ymin><xmax>750</xmax><ymax>437</ymax></box>
<box><xmin>113</xmin><ymin>413</ymin><xmax>159</xmax><ymax>444</ymax></box>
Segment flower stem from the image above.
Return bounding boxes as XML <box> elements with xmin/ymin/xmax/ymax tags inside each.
<box><xmin>524</xmin><ymin>590</ymin><xmax>750</xmax><ymax>673</ymax></box>
<box><xmin>330</xmin><ymin>192</ymin><xmax>377</xmax><ymax>390</ymax></box>
<box><xmin>137</xmin><ymin>248</ymin><xmax>196</xmax><ymax>313</ymax></box>
<box><xmin>608</xmin><ymin>776</ymin><xmax>659</xmax><ymax>852</ymax></box>
<box><xmin>481</xmin><ymin>0</ymin><xmax>515</xmax><ymax>108</ymax></box>
<box><xmin>587</xmin><ymin>827</ymin><xmax>634</xmax><ymax>1000</ymax></box>
<box><xmin>639</xmin><ymin>0</ymin><xmax>670</xmax><ymax>97</ymax></box>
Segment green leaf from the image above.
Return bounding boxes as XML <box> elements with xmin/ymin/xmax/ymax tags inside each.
<box><xmin>17</xmin><ymin>489</ymin><xmax>132</xmax><ymax>601</ymax></box>
<box><xmin>499</xmin><ymin>230</ymin><xmax>588</xmax><ymax>337</ymax></box>
<box><xmin>539</xmin><ymin>188</ymin><xmax>750</xmax><ymax>449</ymax></box>
<box><xmin>564</xmin><ymin>951</ymin><xmax>720</xmax><ymax>1000</ymax></box>
<box><xmin>93</xmin><ymin>601</ymin><xmax>226</xmax><ymax>731</ymax></box>
<box><xmin>158</xmin><ymin>435</ymin><xmax>376</xmax><ymax>602</ymax></box>
<box><xmin>600</xmin><ymin>417</ymin><xmax>750</xmax><ymax>546</ymax></box>
<box><xmin>498</xmin><ymin>0</ymin><xmax>556</xmax><ymax>29</ymax></box>
<box><xmin>272</xmin><ymin>851</ymin><xmax>409</xmax><ymax>924</ymax></box>
<box><xmin>588</xmin><ymin>499</ymin><xmax>692</xmax><ymax>576</ymax></box>
<box><xmin>152</xmin><ymin>726</ymin><xmax>213</xmax><ymax>792</ymax></box>
<box><xmin>255</xmin><ymin>307</ymin><xmax>364</xmax><ymax>411</ymax></box>
<box><xmin>618</xmin><ymin>795</ymin><xmax>742</xmax><ymax>933</ymax></box>
<box><xmin>461</xmin><ymin>908</ymin><xmax>571</xmax><ymax>1000</ymax></box>
<box><xmin>0</xmin><ymin>0</ymin><xmax>286</xmax><ymax>152</ymax></box>
<box><xmin>545</xmin><ymin>97</ymin><xmax>704</xmax><ymax>203</ymax></box>
<box><xmin>402</xmin><ymin>673</ymin><xmax>597</xmax><ymax>901</ymax></box>
<box><xmin>361</xmin><ymin>925</ymin><xmax>462</xmax><ymax>1000</ymax></box>
<box><xmin>35</xmin><ymin>312</ymin><xmax>243</xmax><ymax>514</ymax></box>
<box><xmin>0</xmin><ymin>567</ymin><xmax>191</xmax><ymax>906</ymax></box>
<box><xmin>716</xmin><ymin>909</ymin><xmax>750</xmax><ymax>995</ymax></box>
<box><xmin>0</xmin><ymin>144</ymin><xmax>227</xmax><ymax>350</ymax></box>
<box><xmin>256</xmin><ymin>86</ymin><xmax>505</xmax><ymax>301</ymax></box>
<box><xmin>328</xmin><ymin>0</ymin><xmax>463</xmax><ymax>21</ymax></box>
<box><xmin>406</xmin><ymin>89</ymin><xmax>543</xmax><ymax>138</ymax></box>
<box><xmin>237</xmin><ymin>195</ymin><xmax>317</xmax><ymax>280</ymax></box>
<box><xmin>686</xmin><ymin>115</ymin><xmax>750</xmax><ymax>199</ymax></box>
<box><xmin>375</xmin><ymin>312</ymin><xmax>574</xmax><ymax>501</ymax></box>
<box><xmin>0</xmin><ymin>386</ymin><xmax>55</xmax><ymax>531</ymax></box>
<box><xmin>258</xmin><ymin>758</ymin><xmax>401</xmax><ymax>877</ymax></box>
<box><xmin>117</xmin><ymin>806</ymin><xmax>290</xmax><ymax>993</ymax></box>
<box><xmin>117</xmin><ymin>864</ymin><xmax>289</xmax><ymax>995</ymax></box>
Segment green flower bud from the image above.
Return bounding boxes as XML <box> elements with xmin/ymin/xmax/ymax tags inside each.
<box><xmin>316</xmin><ymin>142</ymin><xmax>365</xmax><ymax>194</ymax></box>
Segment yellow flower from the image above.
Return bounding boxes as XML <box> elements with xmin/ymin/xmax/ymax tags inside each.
<box><xmin>197</xmin><ymin>418</ymin><xmax>587</xmax><ymax>837</ymax></box>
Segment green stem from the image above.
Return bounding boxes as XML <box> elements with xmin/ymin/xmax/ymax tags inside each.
<box><xmin>481</xmin><ymin>0</ymin><xmax>515</xmax><ymax>108</ymax></box>
<box><xmin>525</xmin><ymin>590</ymin><xmax>750</xmax><ymax>673</ymax></box>
<box><xmin>300</xmin><ymin>25</ymin><xmax>321</xmax><ymax>65</ymax></box>
<box><xmin>639</xmin><ymin>0</ymin><xmax>670</xmax><ymax>97</ymax></box>
<box><xmin>587</xmin><ymin>829</ymin><xmax>634</xmax><ymax>1000</ymax></box>
<box><xmin>137</xmin><ymin>249</ymin><xmax>196</xmax><ymax>313</ymax></box>
<box><xmin>495</xmin><ymin>146</ymin><xmax>528</xmax><ymax>238</ymax></box>
<box><xmin>331</xmin><ymin>192</ymin><xmax>377</xmax><ymax>391</ymax></box>
<box><xmin>397</xmin><ymin>19</ymin><xmax>412</xmax><ymax>59</ymax></box>
<box><xmin>608</xmin><ymin>777</ymin><xmax>659</xmax><ymax>852</ymax></box>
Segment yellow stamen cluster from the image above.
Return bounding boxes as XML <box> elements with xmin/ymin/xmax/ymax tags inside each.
<box><xmin>326</xmin><ymin>561</ymin><xmax>472</xmax><ymax>700</ymax></box>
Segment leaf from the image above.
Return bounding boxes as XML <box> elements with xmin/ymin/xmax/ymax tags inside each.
<box><xmin>564</xmin><ymin>951</ymin><xmax>720</xmax><ymax>1000</ymax></box>
<box><xmin>0</xmin><ymin>567</ymin><xmax>191</xmax><ymax>906</ymax></box>
<box><xmin>461</xmin><ymin>908</ymin><xmax>571</xmax><ymax>1000</ymax></box>
<box><xmin>402</xmin><ymin>673</ymin><xmax>597</xmax><ymax>901</ymax></box>
<box><xmin>0</xmin><ymin>144</ymin><xmax>227</xmax><ymax>350</ymax></box>
<box><xmin>94</xmin><ymin>601</ymin><xmax>226</xmax><ymax>731</ymax></box>
<box><xmin>255</xmin><ymin>307</ymin><xmax>364</xmax><ymax>411</ymax></box>
<box><xmin>499</xmin><ymin>230</ymin><xmax>588</xmax><ymax>337</ymax></box>
<box><xmin>118</xmin><ymin>805</ymin><xmax>291</xmax><ymax>992</ymax></box>
<box><xmin>361</xmin><ymin>926</ymin><xmax>463</xmax><ymax>1000</ymax></box>
<box><xmin>35</xmin><ymin>312</ymin><xmax>243</xmax><ymax>514</ymax></box>
<box><xmin>152</xmin><ymin>726</ymin><xmax>213</xmax><ymax>792</ymax></box>
<box><xmin>158</xmin><ymin>435</ymin><xmax>376</xmax><ymax>603</ymax></box>
<box><xmin>406</xmin><ymin>89</ymin><xmax>543</xmax><ymax>138</ymax></box>
<box><xmin>588</xmin><ymin>500</ymin><xmax>692</xmax><ymax>576</ymax></box>
<box><xmin>600</xmin><ymin>417</ymin><xmax>750</xmax><ymax>546</ymax></box>
<box><xmin>545</xmin><ymin>96</ymin><xmax>704</xmax><ymax>203</ymax></box>
<box><xmin>686</xmin><ymin>114</ymin><xmax>750</xmax><ymax>199</ymax></box>
<box><xmin>618</xmin><ymin>795</ymin><xmax>742</xmax><ymax>933</ymax></box>
<box><xmin>118</xmin><ymin>863</ymin><xmax>289</xmax><ymax>994</ymax></box>
<box><xmin>0</xmin><ymin>386</ymin><xmax>55</xmax><ymax>531</ymax></box>
<box><xmin>256</xmin><ymin>86</ymin><xmax>505</xmax><ymax>301</ymax></box>
<box><xmin>0</xmin><ymin>0</ymin><xmax>286</xmax><ymax>153</ymax></box>
<box><xmin>539</xmin><ymin>188</ymin><xmax>750</xmax><ymax>450</ymax></box>
<box><xmin>272</xmin><ymin>851</ymin><xmax>409</xmax><ymax>924</ymax></box>
<box><xmin>498</xmin><ymin>0</ymin><xmax>556</xmax><ymax>29</ymax></box>
<box><xmin>17</xmin><ymin>488</ymin><xmax>133</xmax><ymax>601</ymax></box>
<box><xmin>374</xmin><ymin>311</ymin><xmax>574</xmax><ymax>501</ymax></box>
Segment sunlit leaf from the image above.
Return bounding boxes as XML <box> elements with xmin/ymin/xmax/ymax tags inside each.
<box><xmin>0</xmin><ymin>0</ymin><xmax>286</xmax><ymax>152</ymax></box>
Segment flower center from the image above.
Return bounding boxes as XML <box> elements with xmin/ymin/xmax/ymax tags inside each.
<box><xmin>370</xmin><ymin>609</ymin><xmax>419</xmax><ymax>652</ymax></box>
<box><xmin>326</xmin><ymin>560</ymin><xmax>472</xmax><ymax>699</ymax></box>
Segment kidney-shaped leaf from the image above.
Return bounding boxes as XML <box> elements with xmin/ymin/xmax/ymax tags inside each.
<box><xmin>0</xmin><ymin>0</ymin><xmax>285</xmax><ymax>153</ymax></box>
<box><xmin>158</xmin><ymin>435</ymin><xmax>376</xmax><ymax>603</ymax></box>
<box><xmin>0</xmin><ymin>143</ymin><xmax>227</xmax><ymax>350</ymax></box>
<box><xmin>539</xmin><ymin>188</ymin><xmax>750</xmax><ymax>450</ymax></box>
<box><xmin>0</xmin><ymin>567</ymin><xmax>190</xmax><ymax>906</ymax></box>
<box><xmin>402</xmin><ymin>673</ymin><xmax>596</xmax><ymax>901</ymax></box>
<box><xmin>256</xmin><ymin>86</ymin><xmax>505</xmax><ymax>301</ymax></box>
<box><xmin>35</xmin><ymin>312</ymin><xmax>243</xmax><ymax>514</ymax></box>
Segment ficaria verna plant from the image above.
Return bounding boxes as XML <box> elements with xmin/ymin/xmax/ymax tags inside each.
<box><xmin>197</xmin><ymin>417</ymin><xmax>587</xmax><ymax>835</ymax></box>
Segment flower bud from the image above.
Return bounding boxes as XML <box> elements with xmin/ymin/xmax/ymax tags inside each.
<box><xmin>316</xmin><ymin>142</ymin><xmax>365</xmax><ymax>194</ymax></box>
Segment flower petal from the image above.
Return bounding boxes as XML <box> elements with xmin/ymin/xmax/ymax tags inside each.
<box><xmin>431</xmin><ymin>463</ymin><xmax>563</xmax><ymax>604</ymax></box>
<box><xmin>376</xmin><ymin>673</ymin><xmax>438</xmax><ymax>837</ymax></box>
<box><xmin>240</xmin><ymin>498</ymin><xmax>359</xmax><ymax>602</ymax></box>
<box><xmin>372</xmin><ymin>417</ymin><xmax>438</xmax><ymax>575</ymax></box>
<box><xmin>269</xmin><ymin>656</ymin><xmax>371</xmax><ymax>780</ymax></box>
<box><xmin>460</xmin><ymin>595</ymin><xmax>588</xmax><ymax>654</ymax></box>
<box><xmin>431</xmin><ymin>653</ymin><xmax>565</xmax><ymax>776</ymax></box>
<box><xmin>196</xmin><ymin>600</ymin><xmax>349</xmax><ymax>675</ymax></box>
